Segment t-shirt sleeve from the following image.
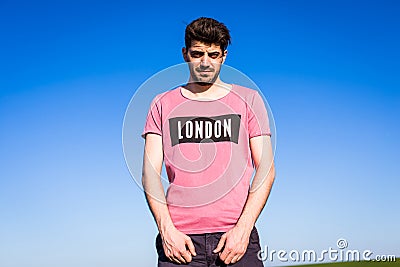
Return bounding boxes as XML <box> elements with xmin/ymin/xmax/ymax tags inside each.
<box><xmin>247</xmin><ymin>91</ymin><xmax>271</xmax><ymax>138</ymax></box>
<box><xmin>141</xmin><ymin>97</ymin><xmax>162</xmax><ymax>139</ymax></box>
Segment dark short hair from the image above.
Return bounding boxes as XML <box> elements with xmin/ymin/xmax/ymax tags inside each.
<box><xmin>185</xmin><ymin>17</ymin><xmax>231</xmax><ymax>51</ymax></box>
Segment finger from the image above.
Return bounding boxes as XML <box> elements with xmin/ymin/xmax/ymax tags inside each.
<box><xmin>219</xmin><ymin>247</ymin><xmax>231</xmax><ymax>262</ymax></box>
<box><xmin>173</xmin><ymin>253</ymin><xmax>185</xmax><ymax>264</ymax></box>
<box><xmin>181</xmin><ymin>250</ymin><xmax>192</xmax><ymax>263</ymax></box>
<box><xmin>167</xmin><ymin>256</ymin><xmax>178</xmax><ymax>264</ymax></box>
<box><xmin>213</xmin><ymin>234</ymin><xmax>227</xmax><ymax>253</ymax></box>
<box><xmin>172</xmin><ymin>257</ymin><xmax>182</xmax><ymax>264</ymax></box>
<box><xmin>178</xmin><ymin>255</ymin><xmax>187</xmax><ymax>264</ymax></box>
<box><xmin>175</xmin><ymin>254</ymin><xmax>186</xmax><ymax>263</ymax></box>
<box><xmin>224</xmin><ymin>251</ymin><xmax>237</xmax><ymax>264</ymax></box>
<box><xmin>237</xmin><ymin>254</ymin><xmax>244</xmax><ymax>262</ymax></box>
<box><xmin>164</xmin><ymin>247</ymin><xmax>172</xmax><ymax>257</ymax></box>
<box><xmin>185</xmin><ymin>238</ymin><xmax>197</xmax><ymax>256</ymax></box>
<box><xmin>231</xmin><ymin>254</ymin><xmax>242</xmax><ymax>264</ymax></box>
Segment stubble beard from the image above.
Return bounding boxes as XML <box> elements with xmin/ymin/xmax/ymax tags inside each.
<box><xmin>191</xmin><ymin>68</ymin><xmax>221</xmax><ymax>86</ymax></box>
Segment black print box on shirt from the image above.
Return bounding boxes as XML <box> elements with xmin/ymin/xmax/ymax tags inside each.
<box><xmin>169</xmin><ymin>114</ymin><xmax>241</xmax><ymax>146</ymax></box>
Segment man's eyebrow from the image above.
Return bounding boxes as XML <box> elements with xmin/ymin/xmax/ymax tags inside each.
<box><xmin>189</xmin><ymin>49</ymin><xmax>221</xmax><ymax>53</ymax></box>
<box><xmin>191</xmin><ymin>45</ymin><xmax>207</xmax><ymax>48</ymax></box>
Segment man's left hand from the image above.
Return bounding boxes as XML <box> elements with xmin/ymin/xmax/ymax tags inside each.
<box><xmin>213</xmin><ymin>225</ymin><xmax>252</xmax><ymax>264</ymax></box>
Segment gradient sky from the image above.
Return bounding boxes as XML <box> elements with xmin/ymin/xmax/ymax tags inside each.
<box><xmin>0</xmin><ymin>1</ymin><xmax>399</xmax><ymax>266</ymax></box>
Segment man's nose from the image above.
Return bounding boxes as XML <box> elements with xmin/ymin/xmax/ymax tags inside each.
<box><xmin>200</xmin><ymin>53</ymin><xmax>211</xmax><ymax>67</ymax></box>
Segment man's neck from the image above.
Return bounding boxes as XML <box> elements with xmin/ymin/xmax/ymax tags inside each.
<box><xmin>183</xmin><ymin>79</ymin><xmax>232</xmax><ymax>100</ymax></box>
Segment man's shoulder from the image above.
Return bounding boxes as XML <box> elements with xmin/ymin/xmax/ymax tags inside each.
<box><xmin>151</xmin><ymin>87</ymin><xmax>181</xmax><ymax>104</ymax></box>
<box><xmin>231</xmin><ymin>84</ymin><xmax>261</xmax><ymax>103</ymax></box>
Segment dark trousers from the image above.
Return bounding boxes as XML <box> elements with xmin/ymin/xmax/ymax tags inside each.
<box><xmin>156</xmin><ymin>227</ymin><xmax>263</xmax><ymax>267</ymax></box>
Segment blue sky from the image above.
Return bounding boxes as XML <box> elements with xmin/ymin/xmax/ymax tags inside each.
<box><xmin>1</xmin><ymin>1</ymin><xmax>399</xmax><ymax>266</ymax></box>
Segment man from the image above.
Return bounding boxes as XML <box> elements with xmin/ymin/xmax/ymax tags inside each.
<box><xmin>142</xmin><ymin>17</ymin><xmax>275</xmax><ymax>266</ymax></box>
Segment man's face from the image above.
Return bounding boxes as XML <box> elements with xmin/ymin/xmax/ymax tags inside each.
<box><xmin>183</xmin><ymin>41</ymin><xmax>227</xmax><ymax>85</ymax></box>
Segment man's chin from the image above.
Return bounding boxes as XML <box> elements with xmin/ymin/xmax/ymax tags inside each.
<box><xmin>195</xmin><ymin>81</ymin><xmax>213</xmax><ymax>86</ymax></box>
<box><xmin>192</xmin><ymin>77</ymin><xmax>218</xmax><ymax>86</ymax></box>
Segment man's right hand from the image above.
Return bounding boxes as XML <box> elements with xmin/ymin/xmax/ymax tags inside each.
<box><xmin>160</xmin><ymin>225</ymin><xmax>197</xmax><ymax>264</ymax></box>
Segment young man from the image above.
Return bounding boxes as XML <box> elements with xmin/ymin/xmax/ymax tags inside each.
<box><xmin>142</xmin><ymin>17</ymin><xmax>275</xmax><ymax>266</ymax></box>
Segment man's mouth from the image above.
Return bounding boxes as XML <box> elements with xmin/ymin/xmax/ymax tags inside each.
<box><xmin>196</xmin><ymin>68</ymin><xmax>215</xmax><ymax>72</ymax></box>
<box><xmin>198</xmin><ymin>71</ymin><xmax>214</xmax><ymax>74</ymax></box>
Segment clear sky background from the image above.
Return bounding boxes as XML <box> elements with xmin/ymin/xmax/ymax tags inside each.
<box><xmin>0</xmin><ymin>1</ymin><xmax>399</xmax><ymax>266</ymax></box>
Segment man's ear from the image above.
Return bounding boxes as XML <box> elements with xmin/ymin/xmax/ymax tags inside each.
<box><xmin>182</xmin><ymin>47</ymin><xmax>189</xmax><ymax>62</ymax></box>
<box><xmin>221</xmin><ymin>50</ymin><xmax>228</xmax><ymax>64</ymax></box>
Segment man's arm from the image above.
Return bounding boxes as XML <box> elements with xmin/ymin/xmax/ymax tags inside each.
<box><xmin>142</xmin><ymin>133</ymin><xmax>196</xmax><ymax>264</ymax></box>
<box><xmin>214</xmin><ymin>135</ymin><xmax>276</xmax><ymax>264</ymax></box>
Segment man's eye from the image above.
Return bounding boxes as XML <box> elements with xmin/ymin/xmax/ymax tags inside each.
<box><xmin>191</xmin><ymin>52</ymin><xmax>204</xmax><ymax>58</ymax></box>
<box><xmin>209</xmin><ymin>53</ymin><xmax>220</xmax><ymax>59</ymax></box>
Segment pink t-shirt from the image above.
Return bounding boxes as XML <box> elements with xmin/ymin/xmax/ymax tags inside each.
<box><xmin>142</xmin><ymin>84</ymin><xmax>271</xmax><ymax>234</ymax></box>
